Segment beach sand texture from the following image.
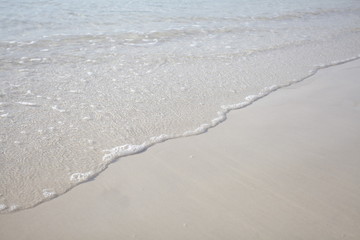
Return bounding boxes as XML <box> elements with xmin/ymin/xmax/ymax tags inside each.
<box><xmin>0</xmin><ymin>59</ymin><xmax>359</xmax><ymax>239</ymax></box>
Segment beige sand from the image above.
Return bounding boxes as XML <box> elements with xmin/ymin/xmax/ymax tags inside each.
<box><xmin>1</xmin><ymin>60</ymin><xmax>360</xmax><ymax>239</ymax></box>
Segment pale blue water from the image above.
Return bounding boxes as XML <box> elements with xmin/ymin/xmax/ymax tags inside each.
<box><xmin>1</xmin><ymin>0</ymin><xmax>360</xmax><ymax>213</ymax></box>
<box><xmin>1</xmin><ymin>0</ymin><xmax>359</xmax><ymax>41</ymax></box>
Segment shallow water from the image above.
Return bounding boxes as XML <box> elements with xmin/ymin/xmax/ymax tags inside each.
<box><xmin>1</xmin><ymin>0</ymin><xmax>360</xmax><ymax>213</ymax></box>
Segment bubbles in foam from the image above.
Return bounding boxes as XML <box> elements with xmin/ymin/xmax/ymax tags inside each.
<box><xmin>9</xmin><ymin>205</ymin><xmax>18</xmax><ymax>211</ymax></box>
<box><xmin>149</xmin><ymin>134</ymin><xmax>170</xmax><ymax>143</ymax></box>
<box><xmin>102</xmin><ymin>144</ymin><xmax>147</xmax><ymax>163</ymax></box>
<box><xmin>70</xmin><ymin>172</ymin><xmax>94</xmax><ymax>182</ymax></box>
<box><xmin>42</xmin><ymin>189</ymin><xmax>56</xmax><ymax>198</ymax></box>
<box><xmin>245</xmin><ymin>95</ymin><xmax>258</xmax><ymax>102</ymax></box>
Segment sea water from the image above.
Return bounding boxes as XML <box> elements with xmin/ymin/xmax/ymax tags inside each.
<box><xmin>1</xmin><ymin>0</ymin><xmax>360</xmax><ymax>212</ymax></box>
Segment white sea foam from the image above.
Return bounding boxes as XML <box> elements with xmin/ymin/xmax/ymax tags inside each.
<box><xmin>245</xmin><ymin>95</ymin><xmax>259</xmax><ymax>102</ymax></box>
<box><xmin>102</xmin><ymin>144</ymin><xmax>147</xmax><ymax>163</ymax></box>
<box><xmin>70</xmin><ymin>172</ymin><xmax>93</xmax><ymax>182</ymax></box>
<box><xmin>149</xmin><ymin>134</ymin><xmax>170</xmax><ymax>143</ymax></box>
<box><xmin>42</xmin><ymin>189</ymin><xmax>56</xmax><ymax>198</ymax></box>
<box><xmin>9</xmin><ymin>205</ymin><xmax>18</xmax><ymax>211</ymax></box>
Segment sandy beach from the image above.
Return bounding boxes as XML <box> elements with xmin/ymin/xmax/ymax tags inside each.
<box><xmin>1</xmin><ymin>59</ymin><xmax>360</xmax><ymax>239</ymax></box>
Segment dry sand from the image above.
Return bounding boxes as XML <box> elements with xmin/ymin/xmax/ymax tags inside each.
<box><xmin>1</xmin><ymin>60</ymin><xmax>360</xmax><ymax>239</ymax></box>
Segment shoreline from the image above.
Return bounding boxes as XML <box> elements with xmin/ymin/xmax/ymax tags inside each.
<box><xmin>1</xmin><ymin>59</ymin><xmax>360</xmax><ymax>239</ymax></box>
<box><xmin>4</xmin><ymin>56</ymin><xmax>359</xmax><ymax>215</ymax></box>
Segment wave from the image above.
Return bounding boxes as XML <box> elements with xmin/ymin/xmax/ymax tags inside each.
<box><xmin>2</xmin><ymin>6</ymin><xmax>360</xmax><ymax>46</ymax></box>
<box><xmin>1</xmin><ymin>54</ymin><xmax>359</xmax><ymax>214</ymax></box>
